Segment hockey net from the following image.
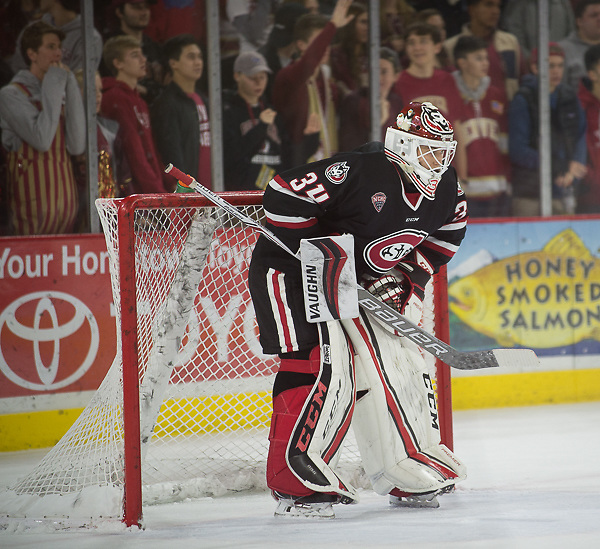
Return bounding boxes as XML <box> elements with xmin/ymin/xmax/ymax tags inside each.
<box><xmin>0</xmin><ymin>192</ymin><xmax>452</xmax><ymax>528</ymax></box>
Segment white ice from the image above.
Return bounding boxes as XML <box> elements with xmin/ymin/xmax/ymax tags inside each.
<box><xmin>1</xmin><ymin>401</ymin><xmax>599</xmax><ymax>548</ymax></box>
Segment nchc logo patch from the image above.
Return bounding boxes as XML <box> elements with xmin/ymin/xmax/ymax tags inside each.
<box><xmin>325</xmin><ymin>161</ymin><xmax>350</xmax><ymax>184</ymax></box>
<box><xmin>371</xmin><ymin>192</ymin><xmax>386</xmax><ymax>212</ymax></box>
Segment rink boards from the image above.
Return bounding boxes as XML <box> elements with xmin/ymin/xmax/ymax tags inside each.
<box><xmin>1</xmin><ymin>216</ymin><xmax>600</xmax><ymax>451</ymax></box>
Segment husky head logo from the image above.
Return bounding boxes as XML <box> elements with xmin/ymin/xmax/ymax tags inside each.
<box><xmin>420</xmin><ymin>101</ymin><xmax>453</xmax><ymax>139</ymax></box>
<box><xmin>325</xmin><ymin>161</ymin><xmax>350</xmax><ymax>184</ymax></box>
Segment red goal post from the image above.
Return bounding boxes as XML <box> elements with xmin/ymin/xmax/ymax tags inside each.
<box><xmin>0</xmin><ymin>192</ymin><xmax>453</xmax><ymax>529</ymax></box>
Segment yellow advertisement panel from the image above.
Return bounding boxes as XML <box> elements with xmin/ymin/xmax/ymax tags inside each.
<box><xmin>448</xmin><ymin>218</ymin><xmax>600</xmax><ymax>364</ymax></box>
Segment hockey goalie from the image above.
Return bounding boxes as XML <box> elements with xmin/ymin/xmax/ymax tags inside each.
<box><xmin>248</xmin><ymin>101</ymin><xmax>469</xmax><ymax>518</ymax></box>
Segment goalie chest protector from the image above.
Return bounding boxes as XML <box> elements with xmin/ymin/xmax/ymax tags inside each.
<box><xmin>257</xmin><ymin>141</ymin><xmax>467</xmax><ymax>279</ymax></box>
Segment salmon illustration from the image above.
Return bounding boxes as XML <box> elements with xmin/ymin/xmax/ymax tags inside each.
<box><xmin>448</xmin><ymin>229</ymin><xmax>600</xmax><ymax>348</ymax></box>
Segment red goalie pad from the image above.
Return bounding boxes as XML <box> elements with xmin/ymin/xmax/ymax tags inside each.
<box><xmin>267</xmin><ymin>383</ymin><xmax>315</xmax><ymax>497</ymax></box>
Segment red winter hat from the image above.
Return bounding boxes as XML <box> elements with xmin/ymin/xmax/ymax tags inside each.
<box><xmin>530</xmin><ymin>42</ymin><xmax>565</xmax><ymax>65</ymax></box>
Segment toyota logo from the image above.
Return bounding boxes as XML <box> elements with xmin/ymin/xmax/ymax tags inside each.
<box><xmin>0</xmin><ymin>291</ymin><xmax>99</xmax><ymax>391</ymax></box>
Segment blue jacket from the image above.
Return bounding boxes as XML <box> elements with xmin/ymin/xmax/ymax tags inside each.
<box><xmin>508</xmin><ymin>74</ymin><xmax>586</xmax><ymax>198</ymax></box>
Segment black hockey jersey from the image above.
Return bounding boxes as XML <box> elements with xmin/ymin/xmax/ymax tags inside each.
<box><xmin>253</xmin><ymin>142</ymin><xmax>467</xmax><ymax>290</ymax></box>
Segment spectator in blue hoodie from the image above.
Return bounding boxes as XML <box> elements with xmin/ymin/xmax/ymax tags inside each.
<box><xmin>508</xmin><ymin>43</ymin><xmax>587</xmax><ymax>216</ymax></box>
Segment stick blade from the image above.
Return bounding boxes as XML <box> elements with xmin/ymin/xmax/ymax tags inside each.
<box><xmin>445</xmin><ymin>348</ymin><xmax>539</xmax><ymax>370</ymax></box>
<box><xmin>448</xmin><ymin>350</ymin><xmax>500</xmax><ymax>370</ymax></box>
<box><xmin>491</xmin><ymin>348</ymin><xmax>540</xmax><ymax>369</ymax></box>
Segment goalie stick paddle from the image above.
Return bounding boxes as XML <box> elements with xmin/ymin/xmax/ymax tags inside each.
<box><xmin>165</xmin><ymin>164</ymin><xmax>539</xmax><ymax>371</ymax></box>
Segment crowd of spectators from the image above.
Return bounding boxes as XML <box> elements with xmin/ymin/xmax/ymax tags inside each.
<box><xmin>1</xmin><ymin>0</ymin><xmax>600</xmax><ymax>236</ymax></box>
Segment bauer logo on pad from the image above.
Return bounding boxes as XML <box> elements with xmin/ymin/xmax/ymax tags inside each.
<box><xmin>300</xmin><ymin>235</ymin><xmax>359</xmax><ymax>323</ymax></box>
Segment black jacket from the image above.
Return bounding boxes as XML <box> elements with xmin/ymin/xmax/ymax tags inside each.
<box><xmin>222</xmin><ymin>91</ymin><xmax>318</xmax><ymax>191</ymax></box>
<box><xmin>151</xmin><ymin>81</ymin><xmax>207</xmax><ymax>181</ymax></box>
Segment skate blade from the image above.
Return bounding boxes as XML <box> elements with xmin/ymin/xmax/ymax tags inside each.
<box><xmin>389</xmin><ymin>495</ymin><xmax>440</xmax><ymax>509</ymax></box>
<box><xmin>274</xmin><ymin>501</ymin><xmax>335</xmax><ymax>519</ymax></box>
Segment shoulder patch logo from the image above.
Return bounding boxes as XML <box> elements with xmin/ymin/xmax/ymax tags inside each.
<box><xmin>371</xmin><ymin>192</ymin><xmax>386</xmax><ymax>212</ymax></box>
<box><xmin>325</xmin><ymin>161</ymin><xmax>350</xmax><ymax>184</ymax></box>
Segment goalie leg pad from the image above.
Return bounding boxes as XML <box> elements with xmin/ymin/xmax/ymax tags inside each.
<box><xmin>284</xmin><ymin>321</ymin><xmax>359</xmax><ymax>502</ymax></box>
<box><xmin>268</xmin><ymin>382</ymin><xmax>316</xmax><ymax>498</ymax></box>
<box><xmin>342</xmin><ymin>313</ymin><xmax>466</xmax><ymax>496</ymax></box>
<box><xmin>267</xmin><ymin>347</ymin><xmax>322</xmax><ymax>497</ymax></box>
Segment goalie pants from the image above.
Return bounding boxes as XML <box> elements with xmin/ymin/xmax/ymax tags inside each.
<box><xmin>248</xmin><ymin>260</ymin><xmax>320</xmax><ymax>355</ymax></box>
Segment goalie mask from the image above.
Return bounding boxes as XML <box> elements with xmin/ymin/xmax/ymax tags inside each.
<box><xmin>384</xmin><ymin>101</ymin><xmax>457</xmax><ymax>199</ymax></box>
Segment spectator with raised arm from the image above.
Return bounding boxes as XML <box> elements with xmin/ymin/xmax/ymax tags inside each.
<box><xmin>272</xmin><ymin>0</ymin><xmax>354</xmax><ymax>163</ymax></box>
<box><xmin>0</xmin><ymin>20</ymin><xmax>85</xmax><ymax>235</ymax></box>
<box><xmin>330</xmin><ymin>2</ymin><xmax>369</xmax><ymax>96</ymax></box>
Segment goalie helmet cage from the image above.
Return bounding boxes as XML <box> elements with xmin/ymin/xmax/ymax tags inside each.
<box><xmin>0</xmin><ymin>192</ymin><xmax>452</xmax><ymax>529</ymax></box>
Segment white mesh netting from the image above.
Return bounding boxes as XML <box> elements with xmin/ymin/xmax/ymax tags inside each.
<box><xmin>0</xmin><ymin>194</ymin><xmax>445</xmax><ymax>526</ymax></box>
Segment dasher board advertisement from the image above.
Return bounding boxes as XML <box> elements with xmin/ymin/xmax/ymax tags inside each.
<box><xmin>448</xmin><ymin>217</ymin><xmax>600</xmax><ymax>373</ymax></box>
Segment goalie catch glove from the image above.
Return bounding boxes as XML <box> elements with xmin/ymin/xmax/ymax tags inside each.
<box><xmin>362</xmin><ymin>250</ymin><xmax>433</xmax><ymax>324</ymax></box>
<box><xmin>362</xmin><ymin>268</ymin><xmax>424</xmax><ymax>324</ymax></box>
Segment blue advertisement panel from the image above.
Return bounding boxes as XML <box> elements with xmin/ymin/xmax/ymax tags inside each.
<box><xmin>447</xmin><ymin>218</ymin><xmax>600</xmax><ymax>366</ymax></box>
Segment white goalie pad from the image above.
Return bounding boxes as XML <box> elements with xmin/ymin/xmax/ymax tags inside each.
<box><xmin>285</xmin><ymin>320</ymin><xmax>359</xmax><ymax>503</ymax></box>
<box><xmin>299</xmin><ymin>234</ymin><xmax>359</xmax><ymax>323</ymax></box>
<box><xmin>341</xmin><ymin>314</ymin><xmax>467</xmax><ymax>496</ymax></box>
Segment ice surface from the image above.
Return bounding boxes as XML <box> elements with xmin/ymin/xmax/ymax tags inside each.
<box><xmin>0</xmin><ymin>401</ymin><xmax>599</xmax><ymax>548</ymax></box>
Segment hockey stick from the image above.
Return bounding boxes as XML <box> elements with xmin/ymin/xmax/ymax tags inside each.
<box><xmin>165</xmin><ymin>164</ymin><xmax>539</xmax><ymax>371</ymax></box>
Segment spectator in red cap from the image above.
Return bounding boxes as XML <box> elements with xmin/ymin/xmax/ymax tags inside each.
<box><xmin>509</xmin><ymin>42</ymin><xmax>587</xmax><ymax>216</ymax></box>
